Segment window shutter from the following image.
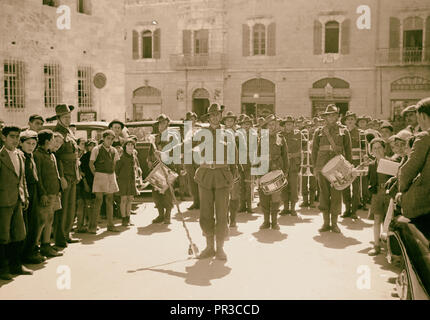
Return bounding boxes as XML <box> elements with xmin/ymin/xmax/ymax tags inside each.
<box><xmin>389</xmin><ymin>17</ymin><xmax>401</xmax><ymax>62</ymax></box>
<box><xmin>425</xmin><ymin>16</ymin><xmax>430</xmax><ymax>62</ymax></box>
<box><xmin>313</xmin><ymin>20</ymin><xmax>322</xmax><ymax>55</ymax></box>
<box><xmin>242</xmin><ymin>24</ymin><xmax>250</xmax><ymax>56</ymax></box>
<box><xmin>201</xmin><ymin>29</ymin><xmax>209</xmax><ymax>54</ymax></box>
<box><xmin>132</xmin><ymin>30</ymin><xmax>139</xmax><ymax>59</ymax></box>
<box><xmin>183</xmin><ymin>30</ymin><xmax>191</xmax><ymax>54</ymax></box>
<box><xmin>153</xmin><ymin>28</ymin><xmax>160</xmax><ymax>59</ymax></box>
<box><xmin>267</xmin><ymin>22</ymin><xmax>276</xmax><ymax>56</ymax></box>
<box><xmin>341</xmin><ymin>19</ymin><xmax>350</xmax><ymax>54</ymax></box>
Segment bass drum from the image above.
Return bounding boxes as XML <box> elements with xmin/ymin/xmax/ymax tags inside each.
<box><xmin>144</xmin><ymin>161</ymin><xmax>178</xmax><ymax>194</ymax></box>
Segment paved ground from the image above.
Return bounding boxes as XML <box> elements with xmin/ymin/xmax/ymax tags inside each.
<box><xmin>0</xmin><ymin>196</ymin><xmax>400</xmax><ymax>300</ymax></box>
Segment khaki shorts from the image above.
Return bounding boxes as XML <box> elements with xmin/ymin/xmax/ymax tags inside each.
<box><xmin>92</xmin><ymin>172</ymin><xmax>119</xmax><ymax>194</ymax></box>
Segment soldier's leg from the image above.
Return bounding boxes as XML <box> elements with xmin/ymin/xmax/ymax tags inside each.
<box><xmin>244</xmin><ymin>168</ymin><xmax>253</xmax><ymax>212</ymax></box>
<box><xmin>280</xmin><ymin>184</ymin><xmax>290</xmax><ymax>215</ymax></box>
<box><xmin>301</xmin><ymin>175</ymin><xmax>309</xmax><ymax>207</ymax></box>
<box><xmin>163</xmin><ymin>189</ymin><xmax>173</xmax><ymax>224</ymax></box>
<box><xmin>351</xmin><ymin>178</ymin><xmax>360</xmax><ymax>218</ymax></box>
<box><xmin>258</xmin><ymin>189</ymin><xmax>271</xmax><ymax>229</ymax></box>
<box><xmin>330</xmin><ymin>187</ymin><xmax>342</xmax><ymax>233</ymax></box>
<box><xmin>342</xmin><ymin>186</ymin><xmax>352</xmax><ymax>217</ymax></box>
<box><xmin>152</xmin><ymin>190</ymin><xmax>165</xmax><ymax>223</ymax></box>
<box><xmin>214</xmin><ymin>187</ymin><xmax>230</xmax><ymax>260</ymax></box>
<box><xmin>289</xmin><ymin>171</ymin><xmax>299</xmax><ymax>215</ymax></box>
<box><xmin>229</xmin><ymin>182</ymin><xmax>240</xmax><ymax>227</ymax></box>
<box><xmin>270</xmin><ymin>192</ymin><xmax>281</xmax><ymax>230</ymax></box>
<box><xmin>318</xmin><ymin>173</ymin><xmax>331</xmax><ymax>232</ymax></box>
<box><xmin>186</xmin><ymin>165</ymin><xmax>200</xmax><ymax>209</ymax></box>
<box><xmin>198</xmin><ymin>185</ymin><xmax>216</xmax><ymax>259</ymax></box>
<box><xmin>309</xmin><ymin>176</ymin><xmax>317</xmax><ymax>207</ymax></box>
<box><xmin>239</xmin><ymin>170</ymin><xmax>247</xmax><ymax>212</ymax></box>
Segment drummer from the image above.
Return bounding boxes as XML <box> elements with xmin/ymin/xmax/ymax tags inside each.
<box><xmin>257</xmin><ymin>114</ymin><xmax>289</xmax><ymax>230</ymax></box>
<box><xmin>312</xmin><ymin>105</ymin><xmax>352</xmax><ymax>233</ymax></box>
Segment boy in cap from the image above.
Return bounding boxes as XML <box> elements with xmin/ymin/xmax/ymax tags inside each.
<box><xmin>89</xmin><ymin>130</ymin><xmax>121</xmax><ymax>233</ymax></box>
<box><xmin>0</xmin><ymin>126</ymin><xmax>32</xmax><ymax>279</ymax></box>
<box><xmin>28</xmin><ymin>114</ymin><xmax>45</xmax><ymax>133</ymax></box>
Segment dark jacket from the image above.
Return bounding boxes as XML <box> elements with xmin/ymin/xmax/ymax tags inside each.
<box><xmin>34</xmin><ymin>147</ymin><xmax>61</xmax><ymax>197</ymax></box>
<box><xmin>54</xmin><ymin>123</ymin><xmax>79</xmax><ymax>181</ymax></box>
<box><xmin>368</xmin><ymin>159</ymin><xmax>392</xmax><ymax>195</ymax></box>
<box><xmin>115</xmin><ymin>152</ymin><xmax>138</xmax><ymax>196</ymax></box>
<box><xmin>0</xmin><ymin>147</ymin><xmax>28</xmax><ymax>207</ymax></box>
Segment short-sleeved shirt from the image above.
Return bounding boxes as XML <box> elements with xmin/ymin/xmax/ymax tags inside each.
<box><xmin>90</xmin><ymin>145</ymin><xmax>120</xmax><ymax>163</ymax></box>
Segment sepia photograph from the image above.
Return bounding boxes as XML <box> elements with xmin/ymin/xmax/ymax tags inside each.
<box><xmin>0</xmin><ymin>0</ymin><xmax>429</xmax><ymax>305</ymax></box>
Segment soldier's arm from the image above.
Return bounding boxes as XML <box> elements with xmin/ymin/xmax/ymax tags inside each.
<box><xmin>343</xmin><ymin>129</ymin><xmax>352</xmax><ymax>163</ymax></box>
<box><xmin>398</xmin><ymin>133</ymin><xmax>429</xmax><ymax>192</ymax></box>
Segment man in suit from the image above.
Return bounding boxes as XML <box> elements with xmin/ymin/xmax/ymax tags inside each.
<box><xmin>312</xmin><ymin>105</ymin><xmax>352</xmax><ymax>233</ymax></box>
<box><xmin>0</xmin><ymin>126</ymin><xmax>32</xmax><ymax>280</ymax></box>
<box><xmin>402</xmin><ymin>105</ymin><xmax>422</xmax><ymax>135</ymax></box>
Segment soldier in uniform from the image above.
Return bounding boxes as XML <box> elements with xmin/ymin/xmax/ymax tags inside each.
<box><xmin>184</xmin><ymin>111</ymin><xmax>200</xmax><ymax>210</ymax></box>
<box><xmin>341</xmin><ymin>111</ymin><xmax>362</xmax><ymax>219</ymax></box>
<box><xmin>402</xmin><ymin>105</ymin><xmax>422</xmax><ymax>135</ymax></box>
<box><xmin>357</xmin><ymin>115</ymin><xmax>369</xmax><ymax>131</ymax></box>
<box><xmin>147</xmin><ymin>114</ymin><xmax>175</xmax><ymax>225</ymax></box>
<box><xmin>222</xmin><ymin>111</ymin><xmax>241</xmax><ymax>228</ymax></box>
<box><xmin>300</xmin><ymin>120</ymin><xmax>317</xmax><ymax>208</ymax></box>
<box><xmin>47</xmin><ymin>105</ymin><xmax>80</xmax><ymax>246</ymax></box>
<box><xmin>258</xmin><ymin>114</ymin><xmax>289</xmax><ymax>230</ymax></box>
<box><xmin>193</xmin><ymin>103</ymin><xmax>237</xmax><ymax>260</ymax></box>
<box><xmin>237</xmin><ymin>115</ymin><xmax>255</xmax><ymax>214</ymax></box>
<box><xmin>312</xmin><ymin>105</ymin><xmax>352</xmax><ymax>233</ymax></box>
<box><xmin>280</xmin><ymin>116</ymin><xmax>300</xmax><ymax>216</ymax></box>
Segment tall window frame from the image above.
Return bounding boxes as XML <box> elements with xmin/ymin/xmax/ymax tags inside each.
<box><xmin>77</xmin><ymin>66</ymin><xmax>92</xmax><ymax>109</ymax></box>
<box><xmin>253</xmin><ymin>24</ymin><xmax>266</xmax><ymax>55</ymax></box>
<box><xmin>44</xmin><ymin>63</ymin><xmax>61</xmax><ymax>109</ymax></box>
<box><xmin>4</xmin><ymin>59</ymin><xmax>25</xmax><ymax>110</ymax></box>
<box><xmin>324</xmin><ymin>21</ymin><xmax>340</xmax><ymax>54</ymax></box>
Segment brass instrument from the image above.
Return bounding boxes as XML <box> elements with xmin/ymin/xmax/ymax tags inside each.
<box><xmin>300</xmin><ymin>129</ymin><xmax>313</xmax><ymax>177</ymax></box>
<box><xmin>357</xmin><ymin>130</ymin><xmax>370</xmax><ymax>176</ymax></box>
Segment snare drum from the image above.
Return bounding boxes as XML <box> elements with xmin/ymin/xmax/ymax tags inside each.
<box><xmin>321</xmin><ymin>155</ymin><xmax>356</xmax><ymax>191</ymax></box>
<box><xmin>144</xmin><ymin>161</ymin><xmax>178</xmax><ymax>194</ymax></box>
<box><xmin>259</xmin><ymin>170</ymin><xmax>287</xmax><ymax>195</ymax></box>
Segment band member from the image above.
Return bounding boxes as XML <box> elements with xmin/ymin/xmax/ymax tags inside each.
<box><xmin>357</xmin><ymin>115</ymin><xmax>369</xmax><ymax>131</ymax></box>
<box><xmin>28</xmin><ymin>114</ymin><xmax>45</xmax><ymax>133</ymax></box>
<box><xmin>148</xmin><ymin>114</ymin><xmax>174</xmax><ymax>225</ymax></box>
<box><xmin>341</xmin><ymin>111</ymin><xmax>362</xmax><ymax>219</ymax></box>
<box><xmin>367</xmin><ymin>138</ymin><xmax>392</xmax><ymax>256</ymax></box>
<box><xmin>184</xmin><ymin>111</ymin><xmax>200</xmax><ymax>210</ymax></box>
<box><xmin>0</xmin><ymin>126</ymin><xmax>31</xmax><ymax>279</ymax></box>
<box><xmin>193</xmin><ymin>103</ymin><xmax>237</xmax><ymax>260</ymax></box>
<box><xmin>401</xmin><ymin>105</ymin><xmax>422</xmax><ymax>135</ymax></box>
<box><xmin>312</xmin><ymin>105</ymin><xmax>352</xmax><ymax>233</ymax></box>
<box><xmin>89</xmin><ymin>130</ymin><xmax>121</xmax><ymax>233</ymax></box>
<box><xmin>238</xmin><ymin>115</ymin><xmax>255</xmax><ymax>214</ymax></box>
<box><xmin>109</xmin><ymin>119</ymin><xmax>127</xmax><ymax>146</ymax></box>
<box><xmin>280</xmin><ymin>116</ymin><xmax>300</xmax><ymax>216</ymax></box>
<box><xmin>300</xmin><ymin>120</ymin><xmax>317</xmax><ymax>208</ymax></box>
<box><xmin>222</xmin><ymin>111</ymin><xmax>241</xmax><ymax>228</ymax></box>
<box><xmin>258</xmin><ymin>114</ymin><xmax>289</xmax><ymax>230</ymax></box>
<box><xmin>48</xmin><ymin>104</ymin><xmax>80</xmax><ymax>246</ymax></box>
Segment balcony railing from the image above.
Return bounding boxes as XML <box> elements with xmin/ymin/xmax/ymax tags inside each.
<box><xmin>169</xmin><ymin>53</ymin><xmax>225</xmax><ymax>70</ymax></box>
<box><xmin>377</xmin><ymin>47</ymin><xmax>429</xmax><ymax>66</ymax></box>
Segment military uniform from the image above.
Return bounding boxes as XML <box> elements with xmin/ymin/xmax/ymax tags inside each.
<box><xmin>280</xmin><ymin>119</ymin><xmax>301</xmax><ymax>215</ymax></box>
<box><xmin>300</xmin><ymin>127</ymin><xmax>317</xmax><ymax>208</ymax></box>
<box><xmin>312</xmin><ymin>106</ymin><xmax>352</xmax><ymax>233</ymax></box>
<box><xmin>258</xmin><ymin>115</ymin><xmax>289</xmax><ymax>230</ymax></box>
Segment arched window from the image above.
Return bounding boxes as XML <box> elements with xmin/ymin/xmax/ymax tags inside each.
<box><xmin>253</xmin><ymin>24</ymin><xmax>266</xmax><ymax>55</ymax></box>
<box><xmin>325</xmin><ymin>21</ymin><xmax>339</xmax><ymax>53</ymax></box>
<box><xmin>142</xmin><ymin>30</ymin><xmax>153</xmax><ymax>59</ymax></box>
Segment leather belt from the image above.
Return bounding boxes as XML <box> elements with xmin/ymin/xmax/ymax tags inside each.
<box><xmin>318</xmin><ymin>145</ymin><xmax>334</xmax><ymax>151</ymax></box>
<box><xmin>200</xmin><ymin>163</ymin><xmax>229</xmax><ymax>169</ymax></box>
<box><xmin>288</xmin><ymin>152</ymin><xmax>301</xmax><ymax>159</ymax></box>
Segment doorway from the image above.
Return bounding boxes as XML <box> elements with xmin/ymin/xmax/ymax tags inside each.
<box><xmin>192</xmin><ymin>88</ymin><xmax>210</xmax><ymax>119</ymax></box>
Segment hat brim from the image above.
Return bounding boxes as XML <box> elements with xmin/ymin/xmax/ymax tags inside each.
<box><xmin>201</xmin><ymin>106</ymin><xmax>225</xmax><ymax>121</ymax></box>
<box><xmin>109</xmin><ymin>121</ymin><xmax>125</xmax><ymax>129</ymax></box>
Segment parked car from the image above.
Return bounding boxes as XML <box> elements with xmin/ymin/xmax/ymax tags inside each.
<box><xmin>43</xmin><ymin>121</ymin><xmax>109</xmax><ymax>141</ymax></box>
<box><xmin>386</xmin><ymin>215</ymin><xmax>430</xmax><ymax>300</ymax></box>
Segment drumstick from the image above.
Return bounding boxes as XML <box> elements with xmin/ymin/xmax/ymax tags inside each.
<box><xmin>151</xmin><ymin>141</ymin><xmax>200</xmax><ymax>258</ymax></box>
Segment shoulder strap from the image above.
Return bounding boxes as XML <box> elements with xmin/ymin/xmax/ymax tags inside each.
<box><xmin>323</xmin><ymin>126</ymin><xmax>342</xmax><ymax>155</ymax></box>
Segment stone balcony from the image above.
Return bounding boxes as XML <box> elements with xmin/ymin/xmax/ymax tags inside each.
<box><xmin>376</xmin><ymin>47</ymin><xmax>430</xmax><ymax>66</ymax></box>
<box><xmin>169</xmin><ymin>53</ymin><xmax>225</xmax><ymax>70</ymax></box>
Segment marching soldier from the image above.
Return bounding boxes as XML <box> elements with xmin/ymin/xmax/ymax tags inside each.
<box><xmin>300</xmin><ymin>120</ymin><xmax>317</xmax><ymax>208</ymax></box>
<box><xmin>148</xmin><ymin>114</ymin><xmax>175</xmax><ymax>225</ymax></box>
<box><xmin>193</xmin><ymin>103</ymin><xmax>237</xmax><ymax>260</ymax></box>
<box><xmin>280</xmin><ymin>116</ymin><xmax>300</xmax><ymax>216</ymax></box>
<box><xmin>312</xmin><ymin>105</ymin><xmax>352</xmax><ymax>233</ymax></box>
<box><xmin>341</xmin><ymin>111</ymin><xmax>362</xmax><ymax>219</ymax></box>
<box><xmin>237</xmin><ymin>115</ymin><xmax>255</xmax><ymax>214</ymax></box>
<box><xmin>184</xmin><ymin>111</ymin><xmax>200</xmax><ymax>209</ymax></box>
<box><xmin>222</xmin><ymin>111</ymin><xmax>241</xmax><ymax>228</ymax></box>
<box><xmin>258</xmin><ymin>114</ymin><xmax>289</xmax><ymax>230</ymax></box>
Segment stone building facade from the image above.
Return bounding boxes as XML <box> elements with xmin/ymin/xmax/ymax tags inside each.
<box><xmin>125</xmin><ymin>0</ymin><xmax>430</xmax><ymax>122</ymax></box>
<box><xmin>0</xmin><ymin>0</ymin><xmax>126</xmax><ymax>126</ymax></box>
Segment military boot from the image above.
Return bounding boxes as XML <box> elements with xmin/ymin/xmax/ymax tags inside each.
<box><xmin>229</xmin><ymin>199</ymin><xmax>239</xmax><ymax>228</ymax></box>
<box><xmin>122</xmin><ymin>217</ymin><xmax>128</xmax><ymax>226</ymax></box>
<box><xmin>163</xmin><ymin>208</ymin><xmax>171</xmax><ymax>224</ymax></box>
<box><xmin>330</xmin><ymin>214</ymin><xmax>341</xmax><ymax>233</ymax></box>
<box><xmin>280</xmin><ymin>202</ymin><xmax>290</xmax><ymax>216</ymax></box>
<box><xmin>198</xmin><ymin>236</ymin><xmax>216</xmax><ymax>259</ymax></box>
<box><xmin>318</xmin><ymin>211</ymin><xmax>331</xmax><ymax>232</ymax></box>
<box><xmin>271</xmin><ymin>209</ymin><xmax>280</xmax><ymax>230</ymax></box>
<box><xmin>152</xmin><ymin>208</ymin><xmax>165</xmax><ymax>224</ymax></box>
<box><xmin>127</xmin><ymin>216</ymin><xmax>134</xmax><ymax>226</ymax></box>
<box><xmin>260</xmin><ymin>211</ymin><xmax>271</xmax><ymax>229</ymax></box>
<box><xmin>215</xmin><ymin>238</ymin><xmax>227</xmax><ymax>261</ymax></box>
<box><xmin>290</xmin><ymin>202</ymin><xmax>298</xmax><ymax>216</ymax></box>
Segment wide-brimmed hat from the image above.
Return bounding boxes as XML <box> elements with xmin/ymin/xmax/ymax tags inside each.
<box><xmin>259</xmin><ymin>114</ymin><xmax>277</xmax><ymax>128</ymax></box>
<box><xmin>46</xmin><ymin>104</ymin><xmax>74</xmax><ymax>122</ymax></box>
<box><xmin>321</xmin><ymin>104</ymin><xmax>339</xmax><ymax>116</ymax></box>
<box><xmin>185</xmin><ymin>111</ymin><xmax>198</xmax><ymax>121</ymax></box>
<box><xmin>155</xmin><ymin>113</ymin><xmax>171</xmax><ymax>124</ymax></box>
<box><xmin>379</xmin><ymin>121</ymin><xmax>393</xmax><ymax>132</ymax></box>
<box><xmin>401</xmin><ymin>105</ymin><xmax>417</xmax><ymax>117</ymax></box>
<box><xmin>29</xmin><ymin>114</ymin><xmax>44</xmax><ymax>123</ymax></box>
<box><xmin>201</xmin><ymin>103</ymin><xmax>225</xmax><ymax>121</ymax></box>
<box><xmin>357</xmin><ymin>115</ymin><xmax>370</xmax><ymax>123</ymax></box>
<box><xmin>394</xmin><ymin>130</ymin><xmax>412</xmax><ymax>142</ymax></box>
<box><xmin>239</xmin><ymin>115</ymin><xmax>253</xmax><ymax>125</ymax></box>
<box><xmin>341</xmin><ymin>111</ymin><xmax>357</xmax><ymax>124</ymax></box>
<box><xmin>280</xmin><ymin>116</ymin><xmax>295</xmax><ymax>126</ymax></box>
<box><xmin>222</xmin><ymin>111</ymin><xmax>237</xmax><ymax>122</ymax></box>
<box><xmin>108</xmin><ymin>119</ymin><xmax>125</xmax><ymax>129</ymax></box>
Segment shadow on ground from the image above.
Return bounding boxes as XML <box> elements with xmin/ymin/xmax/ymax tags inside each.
<box><xmin>313</xmin><ymin>232</ymin><xmax>362</xmax><ymax>249</ymax></box>
<box><xmin>252</xmin><ymin>229</ymin><xmax>288</xmax><ymax>244</ymax></box>
<box><xmin>137</xmin><ymin>223</ymin><xmax>171</xmax><ymax>236</ymax></box>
